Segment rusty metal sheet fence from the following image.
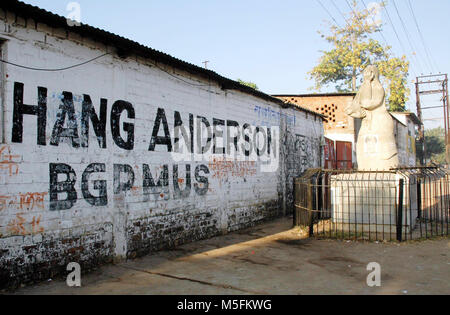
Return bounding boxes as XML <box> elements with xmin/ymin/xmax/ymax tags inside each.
<box><xmin>294</xmin><ymin>167</ymin><xmax>449</xmax><ymax>242</ymax></box>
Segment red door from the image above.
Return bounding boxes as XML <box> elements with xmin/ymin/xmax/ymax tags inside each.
<box><xmin>336</xmin><ymin>141</ymin><xmax>352</xmax><ymax>170</ymax></box>
<box><xmin>324</xmin><ymin>137</ymin><xmax>336</xmax><ymax>169</ymax></box>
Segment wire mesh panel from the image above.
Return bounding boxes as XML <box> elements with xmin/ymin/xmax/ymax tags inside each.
<box><xmin>294</xmin><ymin>167</ymin><xmax>449</xmax><ymax>242</ymax></box>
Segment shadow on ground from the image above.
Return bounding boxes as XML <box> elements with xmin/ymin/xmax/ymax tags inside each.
<box><xmin>9</xmin><ymin>216</ymin><xmax>450</xmax><ymax>295</ymax></box>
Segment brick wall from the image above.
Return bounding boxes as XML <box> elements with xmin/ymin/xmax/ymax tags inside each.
<box><xmin>276</xmin><ymin>94</ymin><xmax>356</xmax><ymax>166</ymax></box>
<box><xmin>275</xmin><ymin>95</ymin><xmax>355</xmax><ymax>135</ymax></box>
<box><xmin>0</xmin><ymin>11</ymin><xmax>323</xmax><ymax>289</ymax></box>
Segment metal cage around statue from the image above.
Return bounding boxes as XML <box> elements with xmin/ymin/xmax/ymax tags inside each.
<box><xmin>294</xmin><ymin>167</ymin><xmax>449</xmax><ymax>242</ymax></box>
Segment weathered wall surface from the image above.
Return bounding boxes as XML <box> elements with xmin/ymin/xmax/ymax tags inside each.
<box><xmin>282</xmin><ymin>113</ymin><xmax>322</xmax><ymax>213</ymax></box>
<box><xmin>391</xmin><ymin>114</ymin><xmax>417</xmax><ymax>167</ymax></box>
<box><xmin>0</xmin><ymin>12</ymin><xmax>323</xmax><ymax>289</ymax></box>
<box><xmin>275</xmin><ymin>94</ymin><xmax>357</xmax><ymax>164</ymax></box>
<box><xmin>274</xmin><ymin>94</ymin><xmax>356</xmax><ymax>134</ymax></box>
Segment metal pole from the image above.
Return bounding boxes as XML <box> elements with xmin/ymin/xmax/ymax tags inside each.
<box><xmin>307</xmin><ymin>182</ymin><xmax>314</xmax><ymax>237</ymax></box>
<box><xmin>397</xmin><ymin>179</ymin><xmax>404</xmax><ymax>242</ymax></box>
<box><xmin>293</xmin><ymin>178</ymin><xmax>298</xmax><ymax>226</ymax></box>
<box><xmin>445</xmin><ymin>75</ymin><xmax>450</xmax><ymax>166</ymax></box>
<box><xmin>416</xmin><ymin>79</ymin><xmax>425</xmax><ymax>165</ymax></box>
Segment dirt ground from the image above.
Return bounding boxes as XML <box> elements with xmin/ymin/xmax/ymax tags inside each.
<box><xmin>9</xmin><ymin>217</ymin><xmax>450</xmax><ymax>295</ymax></box>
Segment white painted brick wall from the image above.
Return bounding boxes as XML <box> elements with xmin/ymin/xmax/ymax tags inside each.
<box><xmin>0</xmin><ymin>15</ymin><xmax>323</xmax><ymax>288</ymax></box>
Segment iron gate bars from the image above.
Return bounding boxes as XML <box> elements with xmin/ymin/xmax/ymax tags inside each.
<box><xmin>294</xmin><ymin>167</ymin><xmax>449</xmax><ymax>242</ymax></box>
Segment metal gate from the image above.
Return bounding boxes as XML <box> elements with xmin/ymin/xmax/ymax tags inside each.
<box><xmin>294</xmin><ymin>167</ymin><xmax>449</xmax><ymax>242</ymax></box>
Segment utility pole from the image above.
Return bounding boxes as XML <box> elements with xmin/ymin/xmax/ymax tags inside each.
<box><xmin>415</xmin><ymin>74</ymin><xmax>449</xmax><ymax>166</ymax></box>
<box><xmin>416</xmin><ymin>78</ymin><xmax>424</xmax><ymax>165</ymax></box>
<box><xmin>445</xmin><ymin>74</ymin><xmax>450</xmax><ymax>166</ymax></box>
<box><xmin>202</xmin><ymin>61</ymin><xmax>209</xmax><ymax>70</ymax></box>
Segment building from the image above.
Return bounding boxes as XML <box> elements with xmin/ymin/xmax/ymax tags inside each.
<box><xmin>0</xmin><ymin>0</ymin><xmax>324</xmax><ymax>288</ymax></box>
<box><xmin>274</xmin><ymin>93</ymin><xmax>357</xmax><ymax>168</ymax></box>
<box><xmin>391</xmin><ymin>112</ymin><xmax>422</xmax><ymax>166</ymax></box>
<box><xmin>274</xmin><ymin>93</ymin><xmax>421</xmax><ymax>168</ymax></box>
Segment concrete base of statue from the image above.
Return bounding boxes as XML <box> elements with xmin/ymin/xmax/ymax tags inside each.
<box><xmin>330</xmin><ymin>173</ymin><xmax>418</xmax><ymax>234</ymax></box>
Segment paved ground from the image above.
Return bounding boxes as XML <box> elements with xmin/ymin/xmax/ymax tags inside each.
<box><xmin>10</xmin><ymin>217</ymin><xmax>450</xmax><ymax>295</ymax></box>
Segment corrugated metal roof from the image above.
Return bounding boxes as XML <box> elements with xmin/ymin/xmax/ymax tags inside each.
<box><xmin>272</xmin><ymin>92</ymin><xmax>356</xmax><ymax>98</ymax></box>
<box><xmin>0</xmin><ymin>0</ymin><xmax>324</xmax><ymax>120</ymax></box>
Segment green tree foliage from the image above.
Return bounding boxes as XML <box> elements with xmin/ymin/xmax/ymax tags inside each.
<box><xmin>423</xmin><ymin>127</ymin><xmax>446</xmax><ymax>165</ymax></box>
<box><xmin>237</xmin><ymin>79</ymin><xmax>259</xmax><ymax>90</ymax></box>
<box><xmin>309</xmin><ymin>0</ymin><xmax>409</xmax><ymax>111</ymax></box>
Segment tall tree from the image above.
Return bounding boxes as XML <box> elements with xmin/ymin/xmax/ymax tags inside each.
<box><xmin>309</xmin><ymin>0</ymin><xmax>409</xmax><ymax>111</ymax></box>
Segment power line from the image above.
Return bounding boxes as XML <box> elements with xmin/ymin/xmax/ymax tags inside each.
<box><xmin>406</xmin><ymin>0</ymin><xmax>439</xmax><ymax>72</ymax></box>
<box><xmin>343</xmin><ymin>0</ymin><xmax>418</xmax><ymax>79</ymax></box>
<box><xmin>391</xmin><ymin>0</ymin><xmax>428</xmax><ymax>74</ymax></box>
<box><xmin>381</xmin><ymin>1</ymin><xmax>420</xmax><ymax>79</ymax></box>
<box><xmin>345</xmin><ymin>0</ymin><xmax>390</xmax><ymax>50</ymax></box>
<box><xmin>344</xmin><ymin>0</ymin><xmax>360</xmax><ymax>22</ymax></box>
<box><xmin>0</xmin><ymin>51</ymin><xmax>215</xmax><ymax>89</ymax></box>
<box><xmin>330</xmin><ymin>0</ymin><xmax>350</xmax><ymax>28</ymax></box>
<box><xmin>318</xmin><ymin>0</ymin><xmax>416</xmax><ymax>79</ymax></box>
<box><xmin>316</xmin><ymin>0</ymin><xmax>342</xmax><ymax>29</ymax></box>
<box><xmin>381</xmin><ymin>2</ymin><xmax>408</xmax><ymax>60</ymax></box>
<box><xmin>318</xmin><ymin>0</ymin><xmax>421</xmax><ymax>89</ymax></box>
<box><xmin>359</xmin><ymin>0</ymin><xmax>389</xmax><ymax>48</ymax></box>
<box><xmin>0</xmin><ymin>53</ymin><xmax>110</xmax><ymax>71</ymax></box>
<box><xmin>344</xmin><ymin>0</ymin><xmax>382</xmax><ymax>46</ymax></box>
<box><xmin>359</xmin><ymin>0</ymin><xmax>419</xmax><ymax>80</ymax></box>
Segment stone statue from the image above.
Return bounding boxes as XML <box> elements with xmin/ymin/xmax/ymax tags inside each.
<box><xmin>345</xmin><ymin>65</ymin><xmax>399</xmax><ymax>170</ymax></box>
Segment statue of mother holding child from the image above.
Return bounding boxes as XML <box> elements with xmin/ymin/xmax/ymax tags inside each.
<box><xmin>345</xmin><ymin>65</ymin><xmax>399</xmax><ymax>170</ymax></box>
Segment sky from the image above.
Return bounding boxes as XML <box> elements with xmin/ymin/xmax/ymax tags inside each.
<box><xmin>21</xmin><ymin>0</ymin><xmax>450</xmax><ymax>130</ymax></box>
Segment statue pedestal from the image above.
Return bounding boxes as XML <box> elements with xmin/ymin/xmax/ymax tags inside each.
<box><xmin>330</xmin><ymin>173</ymin><xmax>418</xmax><ymax>234</ymax></box>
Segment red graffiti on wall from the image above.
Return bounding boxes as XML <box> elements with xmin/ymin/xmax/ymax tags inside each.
<box><xmin>0</xmin><ymin>145</ymin><xmax>20</xmax><ymax>177</ymax></box>
<box><xmin>0</xmin><ymin>192</ymin><xmax>48</xmax><ymax>212</ymax></box>
<box><xmin>208</xmin><ymin>157</ymin><xmax>257</xmax><ymax>181</ymax></box>
<box><xmin>7</xmin><ymin>214</ymin><xmax>44</xmax><ymax>236</ymax></box>
<box><xmin>0</xmin><ymin>195</ymin><xmax>12</xmax><ymax>212</ymax></box>
<box><xmin>7</xmin><ymin>214</ymin><xmax>27</xmax><ymax>235</ymax></box>
<box><xmin>2</xmin><ymin>192</ymin><xmax>48</xmax><ymax>236</ymax></box>
<box><xmin>19</xmin><ymin>192</ymin><xmax>48</xmax><ymax>210</ymax></box>
<box><xmin>30</xmin><ymin>215</ymin><xmax>45</xmax><ymax>234</ymax></box>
